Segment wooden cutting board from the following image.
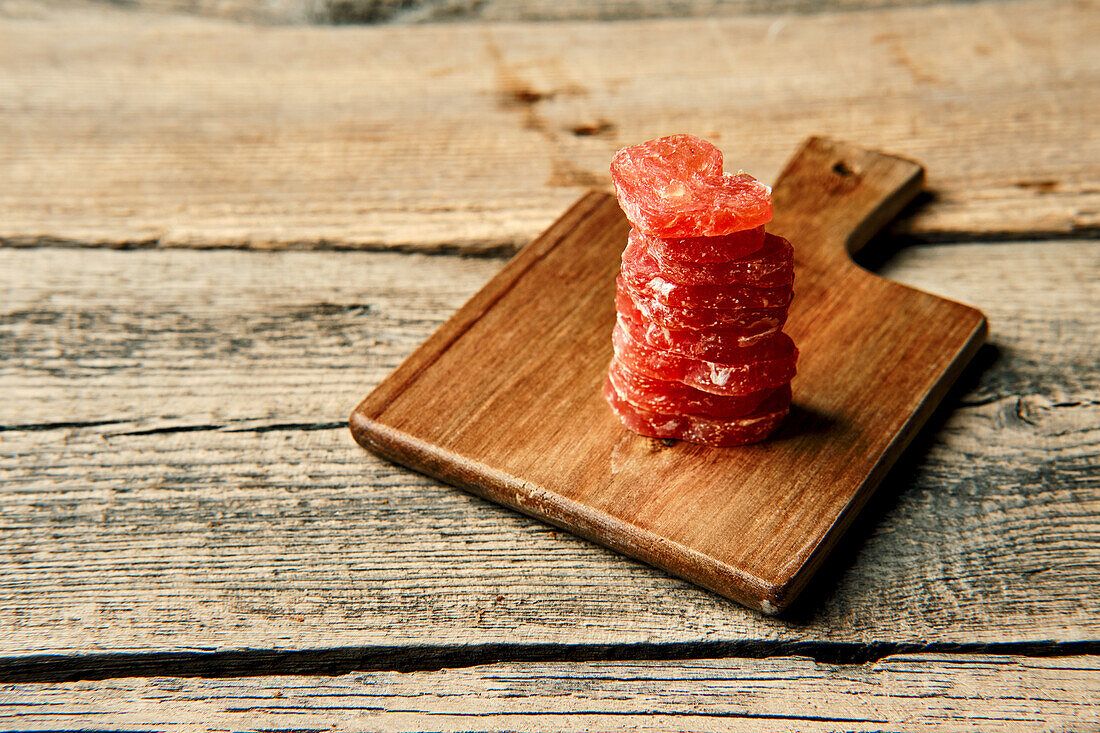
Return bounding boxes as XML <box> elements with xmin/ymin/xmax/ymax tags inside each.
<box><xmin>350</xmin><ymin>138</ymin><xmax>987</xmax><ymax>613</ymax></box>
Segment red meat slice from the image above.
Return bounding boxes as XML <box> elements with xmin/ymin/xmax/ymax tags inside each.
<box><xmin>608</xmin><ymin>357</ymin><xmax>782</xmax><ymax>418</ymax></box>
<box><xmin>603</xmin><ymin>376</ymin><xmax>790</xmax><ymax>446</ymax></box>
<box><xmin>623</xmin><ymin>269</ymin><xmax>793</xmax><ymax>311</ymax></box>
<box><xmin>616</xmin><ymin>279</ymin><xmax>788</xmax><ymax>333</ymax></box>
<box><xmin>616</xmin><ymin>317</ymin><xmax>797</xmax><ymax>380</ymax></box>
<box><xmin>610</xmin><ymin>134</ymin><xmax>773</xmax><ymax>238</ymax></box>
<box><xmin>624</xmin><ymin>230</ymin><xmax>794</xmax><ymax>288</ymax></box>
<box><xmin>636</xmin><ymin>226</ymin><xmax>767</xmax><ymax>263</ymax></box>
<box><xmin>612</xmin><ymin>323</ymin><xmax>797</xmax><ymax>396</ymax></box>
<box><xmin>618</xmin><ymin>294</ymin><xmax>783</xmax><ymax>360</ymax></box>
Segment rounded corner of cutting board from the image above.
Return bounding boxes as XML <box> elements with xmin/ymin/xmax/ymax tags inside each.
<box><xmin>348</xmin><ymin>402</ymin><xmax>384</xmax><ymax>454</ymax></box>
<box><xmin>741</xmin><ymin>580</ymin><xmax>794</xmax><ymax>616</ymax></box>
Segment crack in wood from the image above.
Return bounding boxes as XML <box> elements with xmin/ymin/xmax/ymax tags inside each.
<box><xmin>3</xmin><ymin>641</ymin><xmax>1097</xmax><ymax>684</ymax></box>
<box><xmin>109</xmin><ymin>422</ymin><xmax>346</xmax><ymax>437</ymax></box>
<box><xmin>5</xmin><ymin>390</ymin><xmax>1078</xmax><ymax>438</ymax></box>
<box><xmin>0</xmin><ymin>236</ymin><xmax>522</xmax><ymax>259</ymax></box>
<box><xmin>2</xmin><ymin>227</ymin><xmax>1096</xmax><ymax>259</ymax></box>
<box><xmin>0</xmin><ymin>419</ymin><xmax>130</xmax><ymax>433</ymax></box>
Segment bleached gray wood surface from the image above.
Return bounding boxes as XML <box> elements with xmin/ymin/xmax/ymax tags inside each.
<box><xmin>3</xmin><ymin>655</ymin><xmax>1098</xmax><ymax>731</ymax></box>
<box><xmin>2</xmin><ymin>239</ymin><xmax>1096</xmax><ymax>679</ymax></box>
<box><xmin>1</xmin><ymin>1</ymin><xmax>1097</xmax><ymax>253</ymax></box>
<box><xmin>1</xmin><ymin>0</ymin><xmax>1096</xmax><ymax>724</ymax></box>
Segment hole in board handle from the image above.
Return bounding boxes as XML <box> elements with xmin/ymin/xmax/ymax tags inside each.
<box><xmin>832</xmin><ymin>160</ymin><xmax>855</xmax><ymax>177</ymax></box>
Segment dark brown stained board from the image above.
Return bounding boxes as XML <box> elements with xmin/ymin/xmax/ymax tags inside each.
<box><xmin>351</xmin><ymin>138</ymin><xmax>987</xmax><ymax>612</ymax></box>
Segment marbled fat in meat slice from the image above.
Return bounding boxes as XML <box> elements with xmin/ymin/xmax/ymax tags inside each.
<box><xmin>608</xmin><ymin>357</ymin><xmax>782</xmax><ymax>418</ymax></box>
<box><xmin>610</xmin><ymin>134</ymin><xmax>773</xmax><ymax>238</ymax></box>
<box><xmin>625</xmin><ymin>230</ymin><xmax>794</xmax><ymax>287</ymax></box>
<box><xmin>617</xmin><ymin>292</ymin><xmax>784</xmax><ymax>360</ymax></box>
<box><xmin>612</xmin><ymin>323</ymin><xmax>797</xmax><ymax>396</ymax></box>
<box><xmin>623</xmin><ymin>270</ymin><xmax>793</xmax><ymax>311</ymax></box>
<box><xmin>635</xmin><ymin>226</ymin><xmax>765</xmax><ymax>264</ymax></box>
<box><xmin>616</xmin><ymin>279</ymin><xmax>788</xmax><ymax>333</ymax></box>
<box><xmin>603</xmin><ymin>375</ymin><xmax>790</xmax><ymax>447</ymax></box>
<box><xmin>615</xmin><ymin>317</ymin><xmax>797</xmax><ymax>382</ymax></box>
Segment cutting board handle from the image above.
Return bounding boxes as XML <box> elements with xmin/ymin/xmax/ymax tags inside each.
<box><xmin>769</xmin><ymin>137</ymin><xmax>924</xmax><ymax>265</ymax></box>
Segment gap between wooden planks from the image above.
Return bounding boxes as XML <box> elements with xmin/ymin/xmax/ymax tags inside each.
<box><xmin>3</xmin><ymin>0</ymin><xmax>1031</xmax><ymax>25</ymax></box>
<box><xmin>0</xmin><ymin>0</ymin><xmax>1097</xmax><ymax>253</ymax></box>
<box><xmin>1</xmin><ymin>241</ymin><xmax>1096</xmax><ymax>664</ymax></box>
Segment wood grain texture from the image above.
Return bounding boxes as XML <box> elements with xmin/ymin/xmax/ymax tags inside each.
<box><xmin>351</xmin><ymin>142</ymin><xmax>985</xmax><ymax>612</ymax></box>
<box><xmin>2</xmin><ymin>655</ymin><xmax>1097</xmax><ymax>731</ymax></box>
<box><xmin>2</xmin><ymin>237</ymin><xmax>1094</xmax><ymax>660</ymax></box>
<box><xmin>0</xmin><ymin>0</ymin><xmax>1096</xmax><ymax>253</ymax></box>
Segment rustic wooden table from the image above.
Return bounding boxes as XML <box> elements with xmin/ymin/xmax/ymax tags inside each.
<box><xmin>1</xmin><ymin>0</ymin><xmax>1097</xmax><ymax>728</ymax></box>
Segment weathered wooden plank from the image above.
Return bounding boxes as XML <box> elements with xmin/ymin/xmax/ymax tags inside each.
<box><xmin>0</xmin><ymin>0</ymin><xmax>1096</xmax><ymax>253</ymax></box>
<box><xmin>5</xmin><ymin>0</ymin><xmax>1027</xmax><ymax>25</ymax></box>
<box><xmin>2</xmin><ymin>655</ymin><xmax>1097</xmax><ymax>731</ymax></box>
<box><xmin>2</xmin><ymin>247</ymin><xmax>496</xmax><ymax>426</ymax></box>
<box><xmin>1</xmin><ymin>241</ymin><xmax>1096</xmax><ymax>661</ymax></box>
